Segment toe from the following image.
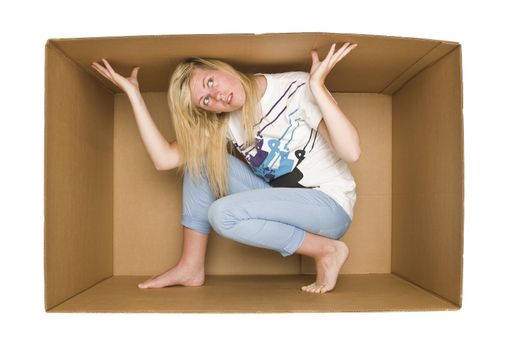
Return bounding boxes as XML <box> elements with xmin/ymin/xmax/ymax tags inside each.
<box><xmin>301</xmin><ymin>283</ymin><xmax>314</xmax><ymax>292</ymax></box>
<box><xmin>305</xmin><ymin>282</ymin><xmax>316</xmax><ymax>293</ymax></box>
<box><xmin>138</xmin><ymin>276</ymin><xmax>157</xmax><ymax>289</ymax></box>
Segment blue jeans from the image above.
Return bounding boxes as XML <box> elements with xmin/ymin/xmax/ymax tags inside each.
<box><xmin>181</xmin><ymin>154</ymin><xmax>352</xmax><ymax>257</ymax></box>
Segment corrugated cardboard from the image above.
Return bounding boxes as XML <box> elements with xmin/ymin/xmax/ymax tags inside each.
<box><xmin>45</xmin><ymin>32</ymin><xmax>464</xmax><ymax>312</ymax></box>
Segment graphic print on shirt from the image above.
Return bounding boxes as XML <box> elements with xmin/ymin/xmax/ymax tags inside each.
<box><xmin>232</xmin><ymin>80</ymin><xmax>318</xmax><ymax>188</ymax></box>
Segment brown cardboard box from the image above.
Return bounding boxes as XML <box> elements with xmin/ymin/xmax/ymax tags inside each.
<box><xmin>44</xmin><ymin>32</ymin><xmax>464</xmax><ymax>312</ymax></box>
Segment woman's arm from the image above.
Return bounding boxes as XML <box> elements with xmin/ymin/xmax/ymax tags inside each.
<box><xmin>311</xmin><ymin>86</ymin><xmax>361</xmax><ymax>162</ymax></box>
<box><xmin>127</xmin><ymin>89</ymin><xmax>183</xmax><ymax>170</ymax></box>
<box><xmin>309</xmin><ymin>43</ymin><xmax>361</xmax><ymax>163</ymax></box>
<box><xmin>91</xmin><ymin>59</ymin><xmax>183</xmax><ymax>170</ymax></box>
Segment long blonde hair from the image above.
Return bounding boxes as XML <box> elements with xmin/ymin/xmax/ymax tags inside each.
<box><xmin>168</xmin><ymin>58</ymin><xmax>260</xmax><ymax>199</ymax></box>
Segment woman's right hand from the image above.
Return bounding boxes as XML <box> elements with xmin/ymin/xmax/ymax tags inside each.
<box><xmin>91</xmin><ymin>59</ymin><xmax>140</xmax><ymax>95</ymax></box>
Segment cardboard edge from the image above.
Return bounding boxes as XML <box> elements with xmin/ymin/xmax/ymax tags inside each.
<box><xmin>391</xmin><ymin>273</ymin><xmax>461</xmax><ymax>310</ymax></box>
<box><xmin>382</xmin><ymin>41</ymin><xmax>461</xmax><ymax>94</ymax></box>
<box><xmin>46</xmin><ymin>276</ymin><xmax>114</xmax><ymax>312</ymax></box>
<box><xmin>45</xmin><ymin>39</ymin><xmax>116</xmax><ymax>95</ymax></box>
<box><xmin>456</xmin><ymin>45</ymin><xmax>465</xmax><ymax>308</ymax></box>
<box><xmin>48</xmin><ymin>307</ymin><xmax>458</xmax><ymax>314</ymax></box>
<box><xmin>44</xmin><ymin>41</ymin><xmax>50</xmax><ymax>311</ymax></box>
<box><xmin>46</xmin><ymin>32</ymin><xmax>459</xmax><ymax>44</ymax></box>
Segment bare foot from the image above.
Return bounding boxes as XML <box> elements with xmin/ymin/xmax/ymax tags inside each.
<box><xmin>138</xmin><ymin>263</ymin><xmax>205</xmax><ymax>289</ymax></box>
<box><xmin>301</xmin><ymin>240</ymin><xmax>349</xmax><ymax>294</ymax></box>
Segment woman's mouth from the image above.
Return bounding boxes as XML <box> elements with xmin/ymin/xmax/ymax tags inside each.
<box><xmin>227</xmin><ymin>93</ymin><xmax>233</xmax><ymax>104</ymax></box>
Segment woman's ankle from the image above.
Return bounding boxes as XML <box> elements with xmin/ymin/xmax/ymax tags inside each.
<box><xmin>296</xmin><ymin>231</ymin><xmax>339</xmax><ymax>259</ymax></box>
<box><xmin>176</xmin><ymin>258</ymin><xmax>205</xmax><ymax>271</ymax></box>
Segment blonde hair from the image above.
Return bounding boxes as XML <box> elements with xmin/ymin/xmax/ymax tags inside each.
<box><xmin>168</xmin><ymin>58</ymin><xmax>260</xmax><ymax>199</ymax></box>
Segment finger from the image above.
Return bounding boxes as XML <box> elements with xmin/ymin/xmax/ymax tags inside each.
<box><xmin>91</xmin><ymin>61</ymin><xmax>103</xmax><ymax>73</ymax></box>
<box><xmin>311</xmin><ymin>49</ymin><xmax>319</xmax><ymax>64</ymax></box>
<box><xmin>101</xmin><ymin>59</ymin><xmax>117</xmax><ymax>78</ymax></box>
<box><xmin>131</xmin><ymin>66</ymin><xmax>140</xmax><ymax>79</ymax></box>
<box><xmin>330</xmin><ymin>43</ymin><xmax>357</xmax><ymax>67</ymax></box>
<box><xmin>323</xmin><ymin>43</ymin><xmax>337</xmax><ymax>63</ymax></box>
<box><xmin>93</xmin><ymin>61</ymin><xmax>114</xmax><ymax>81</ymax></box>
<box><xmin>325</xmin><ymin>42</ymin><xmax>350</xmax><ymax>69</ymax></box>
<box><xmin>340</xmin><ymin>45</ymin><xmax>356</xmax><ymax>60</ymax></box>
<box><xmin>339</xmin><ymin>43</ymin><xmax>358</xmax><ymax>56</ymax></box>
<box><xmin>333</xmin><ymin>42</ymin><xmax>352</xmax><ymax>59</ymax></box>
<box><xmin>91</xmin><ymin>62</ymin><xmax>113</xmax><ymax>80</ymax></box>
<box><xmin>91</xmin><ymin>61</ymin><xmax>108</xmax><ymax>75</ymax></box>
<box><xmin>331</xmin><ymin>44</ymin><xmax>358</xmax><ymax>65</ymax></box>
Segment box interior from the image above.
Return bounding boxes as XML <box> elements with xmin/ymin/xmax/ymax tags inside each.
<box><xmin>45</xmin><ymin>33</ymin><xmax>463</xmax><ymax>312</ymax></box>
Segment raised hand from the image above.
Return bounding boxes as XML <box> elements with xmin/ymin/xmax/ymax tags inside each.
<box><xmin>309</xmin><ymin>42</ymin><xmax>358</xmax><ymax>88</ymax></box>
<box><xmin>91</xmin><ymin>59</ymin><xmax>141</xmax><ymax>94</ymax></box>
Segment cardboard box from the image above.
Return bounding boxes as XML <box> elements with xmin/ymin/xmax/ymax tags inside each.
<box><xmin>44</xmin><ymin>32</ymin><xmax>464</xmax><ymax>312</ymax></box>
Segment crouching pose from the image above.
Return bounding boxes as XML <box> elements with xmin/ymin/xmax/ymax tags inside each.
<box><xmin>92</xmin><ymin>42</ymin><xmax>360</xmax><ymax>294</ymax></box>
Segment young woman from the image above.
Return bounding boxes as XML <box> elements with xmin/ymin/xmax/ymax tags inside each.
<box><xmin>91</xmin><ymin>42</ymin><xmax>360</xmax><ymax>294</ymax></box>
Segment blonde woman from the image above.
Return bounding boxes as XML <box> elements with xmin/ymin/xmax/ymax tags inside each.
<box><xmin>91</xmin><ymin>42</ymin><xmax>360</xmax><ymax>294</ymax></box>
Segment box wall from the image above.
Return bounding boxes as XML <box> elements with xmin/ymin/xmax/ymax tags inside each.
<box><xmin>113</xmin><ymin>93</ymin><xmax>186</xmax><ymax>275</ymax></box>
<box><xmin>391</xmin><ymin>47</ymin><xmax>463</xmax><ymax>306</ymax></box>
<box><xmin>45</xmin><ymin>42</ymin><xmax>114</xmax><ymax>310</ymax></box>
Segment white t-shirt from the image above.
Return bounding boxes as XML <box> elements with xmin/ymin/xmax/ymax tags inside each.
<box><xmin>227</xmin><ymin>71</ymin><xmax>356</xmax><ymax>220</ymax></box>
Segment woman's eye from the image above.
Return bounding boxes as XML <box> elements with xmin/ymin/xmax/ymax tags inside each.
<box><xmin>207</xmin><ymin>78</ymin><xmax>214</xmax><ymax>87</ymax></box>
<box><xmin>203</xmin><ymin>96</ymin><xmax>210</xmax><ymax>106</ymax></box>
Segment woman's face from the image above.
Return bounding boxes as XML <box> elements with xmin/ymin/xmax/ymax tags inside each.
<box><xmin>189</xmin><ymin>68</ymin><xmax>246</xmax><ymax>113</ymax></box>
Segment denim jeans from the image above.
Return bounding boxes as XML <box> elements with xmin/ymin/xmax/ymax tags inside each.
<box><xmin>181</xmin><ymin>154</ymin><xmax>352</xmax><ymax>257</ymax></box>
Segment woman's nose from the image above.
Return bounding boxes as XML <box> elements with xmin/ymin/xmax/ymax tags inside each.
<box><xmin>211</xmin><ymin>90</ymin><xmax>224</xmax><ymax>102</ymax></box>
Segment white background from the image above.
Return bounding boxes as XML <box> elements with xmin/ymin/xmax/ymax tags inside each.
<box><xmin>1</xmin><ymin>0</ymin><xmax>504</xmax><ymax>348</ymax></box>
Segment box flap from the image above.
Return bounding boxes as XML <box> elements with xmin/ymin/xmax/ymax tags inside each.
<box><xmin>48</xmin><ymin>33</ymin><xmax>456</xmax><ymax>93</ymax></box>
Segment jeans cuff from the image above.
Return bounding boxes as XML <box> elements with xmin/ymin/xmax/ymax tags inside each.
<box><xmin>181</xmin><ymin>215</ymin><xmax>211</xmax><ymax>235</ymax></box>
<box><xmin>280</xmin><ymin>227</ymin><xmax>305</xmax><ymax>257</ymax></box>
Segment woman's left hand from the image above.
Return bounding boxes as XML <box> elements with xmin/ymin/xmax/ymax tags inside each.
<box><xmin>309</xmin><ymin>42</ymin><xmax>358</xmax><ymax>88</ymax></box>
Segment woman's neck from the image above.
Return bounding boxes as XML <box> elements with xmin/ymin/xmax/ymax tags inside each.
<box><xmin>254</xmin><ymin>75</ymin><xmax>267</xmax><ymax>99</ymax></box>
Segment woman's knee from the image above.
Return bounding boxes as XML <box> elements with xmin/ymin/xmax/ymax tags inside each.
<box><xmin>321</xmin><ymin>219</ymin><xmax>352</xmax><ymax>240</ymax></box>
<box><xmin>207</xmin><ymin>197</ymin><xmax>237</xmax><ymax>238</ymax></box>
